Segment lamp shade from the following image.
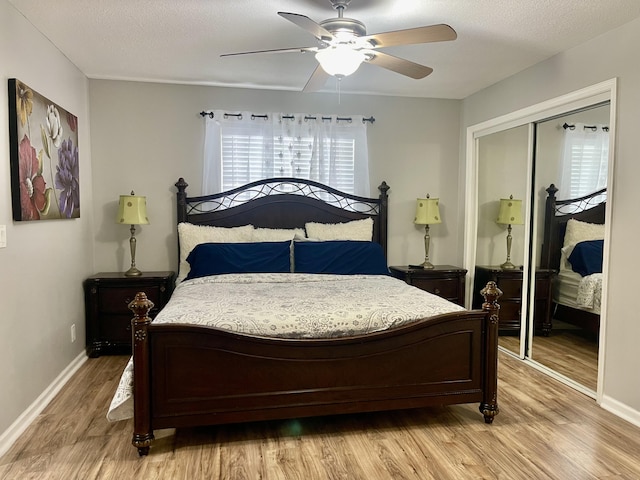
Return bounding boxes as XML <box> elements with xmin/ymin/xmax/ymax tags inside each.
<box><xmin>116</xmin><ymin>192</ymin><xmax>149</xmax><ymax>226</ymax></box>
<box><xmin>414</xmin><ymin>195</ymin><xmax>442</xmax><ymax>225</ymax></box>
<box><xmin>496</xmin><ymin>195</ymin><xmax>523</xmax><ymax>225</ymax></box>
<box><xmin>315</xmin><ymin>45</ymin><xmax>366</xmax><ymax>77</ymax></box>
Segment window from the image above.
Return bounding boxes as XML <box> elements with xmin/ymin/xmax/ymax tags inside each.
<box><xmin>203</xmin><ymin>112</ymin><xmax>370</xmax><ymax>196</ymax></box>
<box><xmin>559</xmin><ymin>123</ymin><xmax>609</xmax><ymax>199</ymax></box>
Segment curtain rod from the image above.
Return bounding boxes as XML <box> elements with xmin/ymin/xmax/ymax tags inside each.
<box><xmin>562</xmin><ymin>122</ymin><xmax>609</xmax><ymax>132</ymax></box>
<box><xmin>199</xmin><ymin>111</ymin><xmax>375</xmax><ymax>124</ymax></box>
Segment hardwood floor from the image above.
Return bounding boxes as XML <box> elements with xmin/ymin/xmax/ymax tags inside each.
<box><xmin>499</xmin><ymin>326</ymin><xmax>599</xmax><ymax>391</ymax></box>
<box><xmin>2</xmin><ymin>351</ymin><xmax>639</xmax><ymax>480</ymax></box>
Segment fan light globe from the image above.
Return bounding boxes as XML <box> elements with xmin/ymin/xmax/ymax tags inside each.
<box><xmin>315</xmin><ymin>45</ymin><xmax>365</xmax><ymax>77</ymax></box>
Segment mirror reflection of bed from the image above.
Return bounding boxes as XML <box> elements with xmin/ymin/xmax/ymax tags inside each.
<box><xmin>528</xmin><ymin>184</ymin><xmax>605</xmax><ymax>391</ymax></box>
<box><xmin>476</xmin><ymin>102</ymin><xmax>609</xmax><ymax>395</ymax></box>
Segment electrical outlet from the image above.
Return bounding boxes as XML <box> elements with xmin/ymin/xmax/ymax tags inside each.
<box><xmin>0</xmin><ymin>225</ymin><xmax>6</xmax><ymax>248</ymax></box>
<box><xmin>71</xmin><ymin>324</ymin><xmax>76</xmax><ymax>343</ymax></box>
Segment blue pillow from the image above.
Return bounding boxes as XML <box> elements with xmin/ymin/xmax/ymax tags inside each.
<box><xmin>568</xmin><ymin>239</ymin><xmax>603</xmax><ymax>276</ymax></box>
<box><xmin>185</xmin><ymin>241</ymin><xmax>291</xmax><ymax>280</ymax></box>
<box><xmin>293</xmin><ymin>241</ymin><xmax>389</xmax><ymax>275</ymax></box>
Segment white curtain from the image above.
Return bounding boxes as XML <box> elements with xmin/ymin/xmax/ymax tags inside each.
<box><xmin>558</xmin><ymin>123</ymin><xmax>609</xmax><ymax>200</ymax></box>
<box><xmin>202</xmin><ymin>111</ymin><xmax>370</xmax><ymax>196</ymax></box>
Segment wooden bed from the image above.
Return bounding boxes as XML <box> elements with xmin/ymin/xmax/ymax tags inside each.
<box><xmin>127</xmin><ymin>177</ymin><xmax>502</xmax><ymax>456</ymax></box>
<box><xmin>540</xmin><ymin>183</ymin><xmax>606</xmax><ymax>336</ymax></box>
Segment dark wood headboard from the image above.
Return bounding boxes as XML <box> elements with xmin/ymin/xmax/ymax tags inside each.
<box><xmin>540</xmin><ymin>183</ymin><xmax>606</xmax><ymax>271</ymax></box>
<box><xmin>175</xmin><ymin>177</ymin><xmax>390</xmax><ymax>257</ymax></box>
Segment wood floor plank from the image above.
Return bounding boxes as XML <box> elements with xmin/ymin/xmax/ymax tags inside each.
<box><xmin>2</xmin><ymin>352</ymin><xmax>640</xmax><ymax>479</ymax></box>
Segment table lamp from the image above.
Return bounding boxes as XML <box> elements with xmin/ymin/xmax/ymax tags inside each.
<box><xmin>116</xmin><ymin>191</ymin><xmax>149</xmax><ymax>276</ymax></box>
<box><xmin>414</xmin><ymin>194</ymin><xmax>442</xmax><ymax>269</ymax></box>
<box><xmin>496</xmin><ymin>195</ymin><xmax>523</xmax><ymax>270</ymax></box>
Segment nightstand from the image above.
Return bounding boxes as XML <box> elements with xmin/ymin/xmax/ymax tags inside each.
<box><xmin>84</xmin><ymin>271</ymin><xmax>175</xmax><ymax>357</ymax></box>
<box><xmin>472</xmin><ymin>266</ymin><xmax>554</xmax><ymax>335</ymax></box>
<box><xmin>389</xmin><ymin>265</ymin><xmax>467</xmax><ymax>306</ymax></box>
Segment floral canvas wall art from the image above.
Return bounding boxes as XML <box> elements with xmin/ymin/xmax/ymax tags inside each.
<box><xmin>8</xmin><ymin>79</ymin><xmax>80</xmax><ymax>221</ymax></box>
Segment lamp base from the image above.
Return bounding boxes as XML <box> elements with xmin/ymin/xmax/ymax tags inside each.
<box><xmin>500</xmin><ymin>260</ymin><xmax>517</xmax><ymax>270</ymax></box>
<box><xmin>125</xmin><ymin>266</ymin><xmax>143</xmax><ymax>277</ymax></box>
<box><xmin>419</xmin><ymin>260</ymin><xmax>435</xmax><ymax>270</ymax></box>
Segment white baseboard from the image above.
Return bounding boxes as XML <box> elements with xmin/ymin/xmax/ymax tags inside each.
<box><xmin>0</xmin><ymin>352</ymin><xmax>87</xmax><ymax>458</ymax></box>
<box><xmin>600</xmin><ymin>394</ymin><xmax>640</xmax><ymax>428</ymax></box>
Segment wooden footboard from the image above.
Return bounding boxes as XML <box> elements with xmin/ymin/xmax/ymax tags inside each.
<box><xmin>129</xmin><ymin>282</ymin><xmax>501</xmax><ymax>456</ymax></box>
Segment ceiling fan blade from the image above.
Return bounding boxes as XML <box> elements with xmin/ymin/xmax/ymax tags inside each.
<box><xmin>366</xmin><ymin>51</ymin><xmax>433</xmax><ymax>79</ymax></box>
<box><xmin>362</xmin><ymin>24</ymin><xmax>457</xmax><ymax>48</ymax></box>
<box><xmin>221</xmin><ymin>46</ymin><xmax>317</xmax><ymax>57</ymax></box>
<box><xmin>278</xmin><ymin>12</ymin><xmax>334</xmax><ymax>42</ymax></box>
<box><xmin>302</xmin><ymin>64</ymin><xmax>331</xmax><ymax>92</ymax></box>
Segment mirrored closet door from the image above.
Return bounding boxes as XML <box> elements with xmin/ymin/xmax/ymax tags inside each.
<box><xmin>466</xmin><ymin>80</ymin><xmax>615</xmax><ymax>397</ymax></box>
<box><xmin>529</xmin><ymin>103</ymin><xmax>610</xmax><ymax>393</ymax></box>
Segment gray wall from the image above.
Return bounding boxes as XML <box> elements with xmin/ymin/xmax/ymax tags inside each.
<box><xmin>0</xmin><ymin>0</ymin><xmax>93</xmax><ymax>440</ymax></box>
<box><xmin>88</xmin><ymin>81</ymin><xmax>463</xmax><ymax>274</ymax></box>
<box><xmin>463</xmin><ymin>16</ymin><xmax>640</xmax><ymax>420</ymax></box>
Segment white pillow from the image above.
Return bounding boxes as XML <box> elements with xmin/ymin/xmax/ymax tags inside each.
<box><xmin>293</xmin><ymin>233</ymin><xmax>319</xmax><ymax>242</ymax></box>
<box><xmin>305</xmin><ymin>218</ymin><xmax>373</xmax><ymax>241</ymax></box>
<box><xmin>177</xmin><ymin>223</ymin><xmax>255</xmax><ymax>282</ymax></box>
<box><xmin>563</xmin><ymin>218</ymin><xmax>605</xmax><ymax>248</ymax></box>
<box><xmin>560</xmin><ymin>219</ymin><xmax>605</xmax><ymax>271</ymax></box>
<box><xmin>253</xmin><ymin>227</ymin><xmax>305</xmax><ymax>242</ymax></box>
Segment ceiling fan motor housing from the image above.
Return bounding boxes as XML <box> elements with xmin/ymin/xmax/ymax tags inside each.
<box><xmin>319</xmin><ymin>18</ymin><xmax>367</xmax><ymax>41</ymax></box>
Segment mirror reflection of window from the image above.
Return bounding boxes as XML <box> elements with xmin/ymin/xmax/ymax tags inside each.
<box><xmin>558</xmin><ymin>122</ymin><xmax>609</xmax><ymax>202</ymax></box>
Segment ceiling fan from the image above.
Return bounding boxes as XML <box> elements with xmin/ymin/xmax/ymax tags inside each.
<box><xmin>221</xmin><ymin>0</ymin><xmax>457</xmax><ymax>92</ymax></box>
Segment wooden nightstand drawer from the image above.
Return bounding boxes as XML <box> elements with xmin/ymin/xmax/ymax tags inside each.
<box><xmin>99</xmin><ymin>285</ymin><xmax>161</xmax><ymax>314</ymax></box>
<box><xmin>84</xmin><ymin>271</ymin><xmax>175</xmax><ymax>357</ymax></box>
<box><xmin>411</xmin><ymin>277</ymin><xmax>460</xmax><ymax>299</ymax></box>
<box><xmin>389</xmin><ymin>265</ymin><xmax>467</xmax><ymax>306</ymax></box>
<box><xmin>498</xmin><ymin>302</ymin><xmax>521</xmax><ymax>322</ymax></box>
<box><xmin>99</xmin><ymin>314</ymin><xmax>133</xmax><ymax>343</ymax></box>
<box><xmin>497</xmin><ymin>278</ymin><xmax>522</xmax><ymax>299</ymax></box>
<box><xmin>473</xmin><ymin>266</ymin><xmax>554</xmax><ymax>334</ymax></box>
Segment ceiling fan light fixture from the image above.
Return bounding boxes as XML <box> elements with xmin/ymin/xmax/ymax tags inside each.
<box><xmin>315</xmin><ymin>45</ymin><xmax>365</xmax><ymax>77</ymax></box>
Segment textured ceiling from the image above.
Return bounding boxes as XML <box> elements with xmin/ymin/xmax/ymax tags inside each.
<box><xmin>8</xmin><ymin>0</ymin><xmax>640</xmax><ymax>98</ymax></box>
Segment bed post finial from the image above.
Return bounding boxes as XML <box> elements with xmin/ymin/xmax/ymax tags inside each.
<box><xmin>176</xmin><ymin>178</ymin><xmax>189</xmax><ymax>224</ymax></box>
<box><xmin>479</xmin><ymin>281</ymin><xmax>502</xmax><ymax>424</ymax></box>
<box><xmin>129</xmin><ymin>292</ymin><xmax>155</xmax><ymax>456</ymax></box>
<box><xmin>541</xmin><ymin>183</ymin><xmax>559</xmax><ymax>272</ymax></box>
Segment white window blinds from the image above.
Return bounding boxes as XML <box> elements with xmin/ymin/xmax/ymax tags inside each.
<box><xmin>203</xmin><ymin>111</ymin><xmax>370</xmax><ymax>196</ymax></box>
<box><xmin>558</xmin><ymin>123</ymin><xmax>609</xmax><ymax>200</ymax></box>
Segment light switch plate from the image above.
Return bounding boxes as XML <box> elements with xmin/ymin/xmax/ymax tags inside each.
<box><xmin>0</xmin><ymin>225</ymin><xmax>6</xmax><ymax>248</ymax></box>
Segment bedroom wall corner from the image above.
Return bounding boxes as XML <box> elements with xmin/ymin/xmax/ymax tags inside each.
<box><xmin>0</xmin><ymin>0</ymin><xmax>94</xmax><ymax>451</ymax></box>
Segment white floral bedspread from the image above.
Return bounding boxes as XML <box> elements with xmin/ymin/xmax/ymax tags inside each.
<box><xmin>576</xmin><ymin>273</ymin><xmax>603</xmax><ymax>310</ymax></box>
<box><xmin>107</xmin><ymin>273</ymin><xmax>465</xmax><ymax>421</ymax></box>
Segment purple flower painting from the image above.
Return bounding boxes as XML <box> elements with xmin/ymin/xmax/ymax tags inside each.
<box><xmin>8</xmin><ymin>78</ymin><xmax>80</xmax><ymax>221</ymax></box>
<box><xmin>56</xmin><ymin>139</ymin><xmax>80</xmax><ymax>218</ymax></box>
